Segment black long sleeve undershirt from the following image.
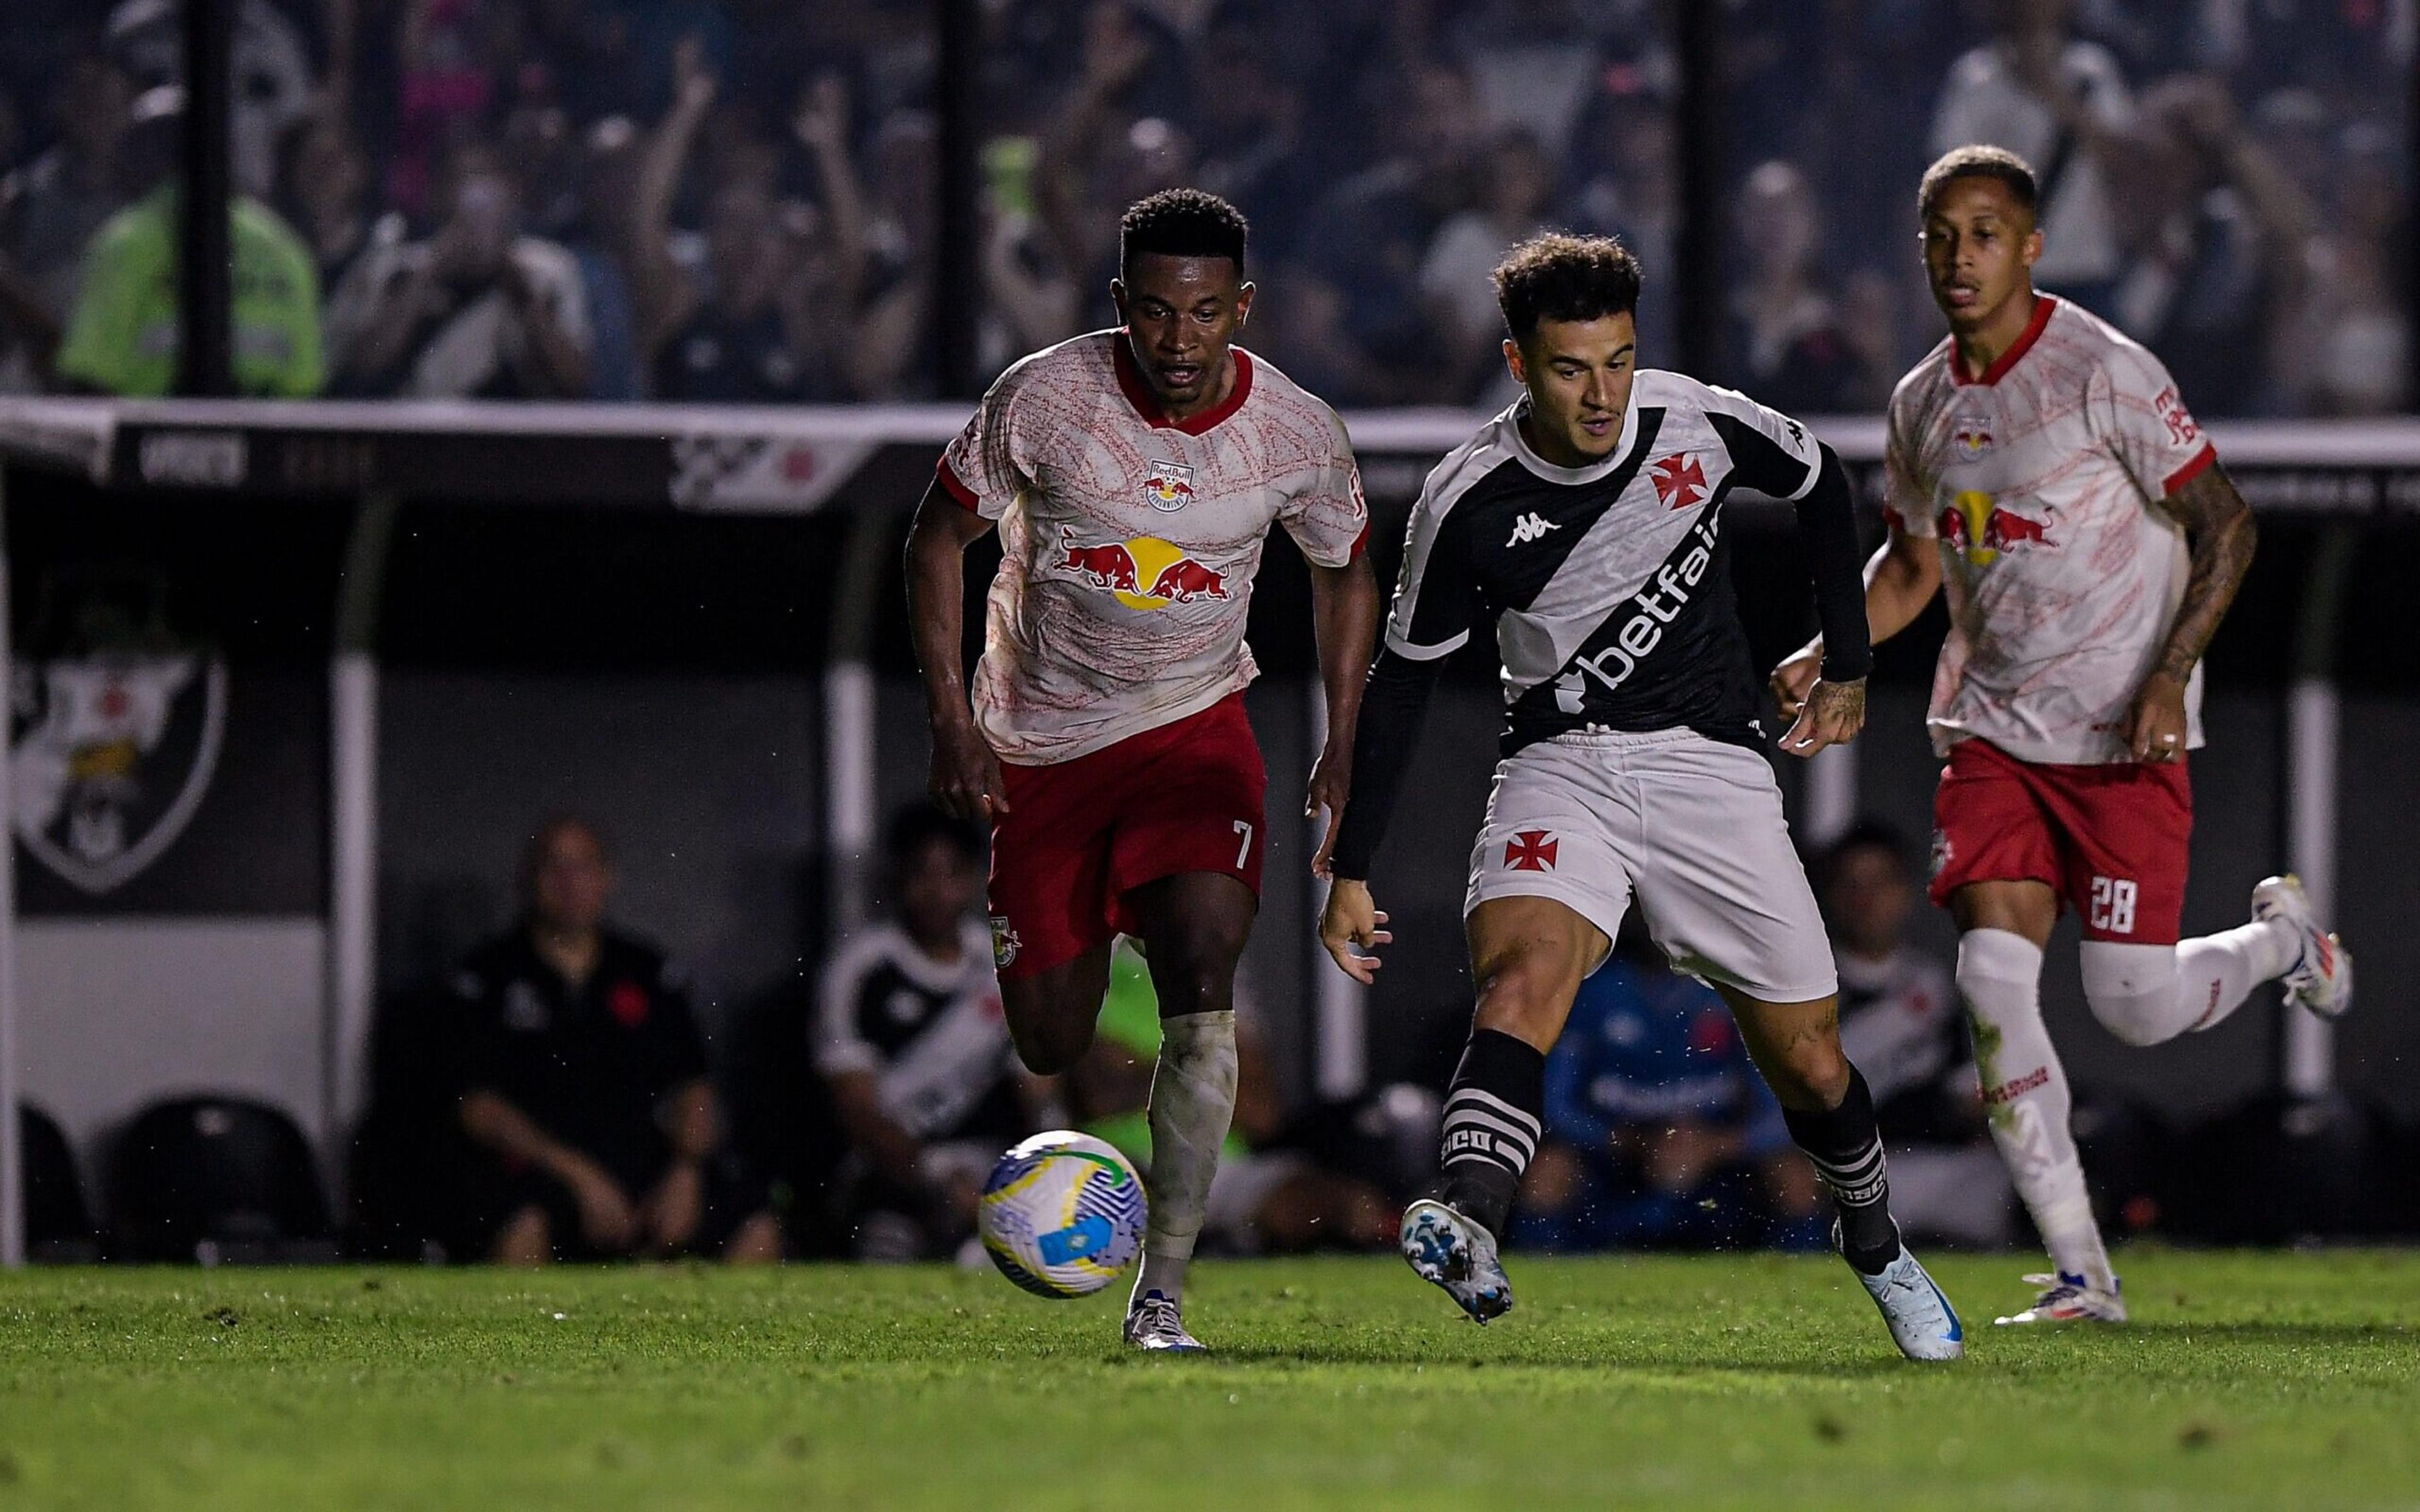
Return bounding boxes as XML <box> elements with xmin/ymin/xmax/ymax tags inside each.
<box><xmin>1802</xmin><ymin>444</ymin><xmax>1872</xmax><ymax>682</ymax></box>
<box><xmin>1327</xmin><ymin>646</ymin><xmax>1439</xmax><ymax>882</ymax></box>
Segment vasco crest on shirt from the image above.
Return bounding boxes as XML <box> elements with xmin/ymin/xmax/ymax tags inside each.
<box><xmin>10</xmin><ymin>567</ymin><xmax>228</xmax><ymax>896</ymax></box>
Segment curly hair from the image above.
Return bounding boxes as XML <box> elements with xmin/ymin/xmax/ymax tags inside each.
<box><xmin>1119</xmin><ymin>188</ymin><xmax>1248</xmax><ymax>279</ymax></box>
<box><xmin>1491</xmin><ymin>232</ymin><xmax>1643</xmax><ymax>345</ymax></box>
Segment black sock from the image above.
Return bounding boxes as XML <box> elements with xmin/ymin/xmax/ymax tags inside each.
<box><xmin>1436</xmin><ymin>1029</ymin><xmax>1545</xmax><ymax>1237</ymax></box>
<box><xmin>1781</xmin><ymin>1067</ymin><xmax>1901</xmax><ymax>1274</ymax></box>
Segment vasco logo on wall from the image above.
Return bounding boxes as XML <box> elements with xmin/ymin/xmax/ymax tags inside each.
<box><xmin>10</xmin><ymin>570</ymin><xmax>228</xmax><ymax>896</ymax></box>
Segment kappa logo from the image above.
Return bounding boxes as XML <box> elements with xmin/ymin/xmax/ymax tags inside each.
<box><xmin>1649</xmin><ymin>452</ymin><xmax>1707</xmax><ymax>510</ymax></box>
<box><xmin>1506</xmin><ymin>512</ymin><xmax>1561</xmax><ymax>547</ymax></box>
<box><xmin>1505</xmin><ymin>830</ymin><xmax>1559</xmax><ymax>871</ymax></box>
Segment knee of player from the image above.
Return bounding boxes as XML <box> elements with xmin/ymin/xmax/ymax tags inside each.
<box><xmin>1148</xmin><ymin>918</ymin><xmax>1252</xmax><ymax>999</ymax></box>
<box><xmin>1007</xmin><ymin>1013</ymin><xmax>1094</xmax><ymax>1077</ymax></box>
<box><xmin>2079</xmin><ymin>942</ymin><xmax>2182</xmax><ymax>1047</ymax></box>
<box><xmin>1471</xmin><ymin>958</ymin><xmax>1575</xmax><ymax>1042</ymax></box>
<box><xmin>1770</xmin><ymin>1037</ymin><xmax>1853</xmax><ymax>1108</ymax></box>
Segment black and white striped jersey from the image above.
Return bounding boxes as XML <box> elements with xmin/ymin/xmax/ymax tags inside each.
<box><xmin>1383</xmin><ymin>370</ymin><xmax>1824</xmax><ymax>753</ymax></box>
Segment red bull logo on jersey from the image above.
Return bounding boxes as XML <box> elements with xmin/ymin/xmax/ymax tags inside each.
<box><xmin>1141</xmin><ymin>459</ymin><xmax>1196</xmax><ymax>512</ymax></box>
<box><xmin>1056</xmin><ymin>527</ymin><xmax>1229</xmax><ymax>611</ymax></box>
<box><xmin>1952</xmin><ymin>415</ymin><xmax>1994</xmax><ymax>459</ymax></box>
<box><xmin>1940</xmin><ymin>490</ymin><xmax>2053</xmax><ymax>567</ymax></box>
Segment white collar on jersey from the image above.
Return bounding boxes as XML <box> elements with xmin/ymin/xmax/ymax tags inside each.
<box><xmin>1500</xmin><ymin>389</ymin><xmax>1645</xmax><ymax>484</ymax></box>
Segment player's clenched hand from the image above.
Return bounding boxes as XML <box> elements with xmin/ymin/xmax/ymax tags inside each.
<box><xmin>1781</xmin><ymin>675</ymin><xmax>1865</xmax><ymax>757</ymax></box>
<box><xmin>930</xmin><ymin>718</ymin><xmax>1010</xmax><ymax>822</ymax></box>
<box><xmin>1305</xmin><ymin>742</ymin><xmax>1351</xmax><ymax>878</ymax></box>
<box><xmin>2127</xmin><ymin>670</ymin><xmax>2189</xmax><ymax>764</ymax></box>
<box><xmin>1318</xmin><ymin>878</ymin><xmax>1392</xmax><ymax>985</ymax></box>
<box><xmin>1768</xmin><ymin>643</ymin><xmax>1823</xmax><ymax>723</ymax></box>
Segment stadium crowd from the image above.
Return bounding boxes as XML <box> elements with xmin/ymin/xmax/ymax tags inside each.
<box><xmin>0</xmin><ymin>0</ymin><xmax>2407</xmax><ymax>411</ymax></box>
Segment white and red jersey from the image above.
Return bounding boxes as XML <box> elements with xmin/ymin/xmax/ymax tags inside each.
<box><xmin>938</xmin><ymin>330</ymin><xmax>1368</xmax><ymax>764</ymax></box>
<box><xmin>1886</xmin><ymin>295</ymin><xmax>2218</xmax><ymax>765</ymax></box>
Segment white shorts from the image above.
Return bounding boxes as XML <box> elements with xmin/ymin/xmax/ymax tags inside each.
<box><xmin>1463</xmin><ymin>728</ymin><xmax>1838</xmax><ymax>1003</ymax></box>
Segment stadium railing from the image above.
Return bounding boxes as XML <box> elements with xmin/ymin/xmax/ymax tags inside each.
<box><xmin>1</xmin><ymin>396</ymin><xmax>2416</xmax><ymax>1265</ymax></box>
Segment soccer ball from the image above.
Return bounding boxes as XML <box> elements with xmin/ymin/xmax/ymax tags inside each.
<box><xmin>977</xmin><ymin>1131</ymin><xmax>1148</xmax><ymax>1298</ymax></box>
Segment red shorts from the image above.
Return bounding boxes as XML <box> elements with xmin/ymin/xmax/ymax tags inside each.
<box><xmin>986</xmin><ymin>694</ymin><xmax>1266</xmax><ymax>980</ymax></box>
<box><xmin>1929</xmin><ymin>738</ymin><xmax>2192</xmax><ymax>944</ymax></box>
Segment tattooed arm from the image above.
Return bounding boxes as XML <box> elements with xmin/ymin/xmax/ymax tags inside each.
<box><xmin>2130</xmin><ymin>464</ymin><xmax>2258</xmax><ymax>763</ymax></box>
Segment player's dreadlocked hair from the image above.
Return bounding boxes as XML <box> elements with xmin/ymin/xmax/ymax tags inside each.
<box><xmin>1492</xmin><ymin>232</ymin><xmax>1644</xmax><ymax>346</ymax></box>
<box><xmin>1919</xmin><ymin>144</ymin><xmax>2039</xmax><ymax>221</ymax></box>
<box><xmin>1119</xmin><ymin>189</ymin><xmax>1248</xmax><ymax>280</ymax></box>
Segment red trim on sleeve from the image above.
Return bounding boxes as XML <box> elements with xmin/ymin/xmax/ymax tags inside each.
<box><xmin>1112</xmin><ymin>335</ymin><xmax>1256</xmax><ymax>435</ymax></box>
<box><xmin>1880</xmin><ymin>505</ymin><xmax>1906</xmax><ymax>533</ymax></box>
<box><xmin>2162</xmin><ymin>442</ymin><xmax>2218</xmax><ymax>498</ymax></box>
<box><xmin>1952</xmin><ymin>294</ymin><xmax>2057</xmax><ymax>386</ymax></box>
<box><xmin>935</xmin><ymin>456</ymin><xmax>981</xmax><ymax>511</ymax></box>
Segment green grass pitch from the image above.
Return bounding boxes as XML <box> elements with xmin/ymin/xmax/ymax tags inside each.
<box><xmin>2</xmin><ymin>1251</ymin><xmax>2416</xmax><ymax>1509</ymax></box>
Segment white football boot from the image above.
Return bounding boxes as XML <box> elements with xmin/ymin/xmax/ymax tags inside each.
<box><xmin>2252</xmin><ymin>874</ymin><xmax>2354</xmax><ymax>1019</ymax></box>
<box><xmin>1400</xmin><ymin>1199</ymin><xmax>1513</xmax><ymax>1324</ymax></box>
<box><xmin>1850</xmin><ymin>1240</ymin><xmax>1966</xmax><ymax>1361</ymax></box>
<box><xmin>1993</xmin><ymin>1271</ymin><xmax>2127</xmax><ymax>1326</ymax></box>
<box><xmin>1123</xmin><ymin>1289</ymin><xmax>1206</xmax><ymax>1354</ymax></box>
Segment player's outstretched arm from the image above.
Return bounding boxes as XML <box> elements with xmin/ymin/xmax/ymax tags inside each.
<box><xmin>904</xmin><ymin>479</ymin><xmax>1009</xmax><ymax>820</ymax></box>
<box><xmin>2131</xmin><ymin>462</ymin><xmax>2257</xmax><ymax>763</ymax></box>
<box><xmin>1305</xmin><ymin>553</ymin><xmax>1382</xmax><ymax>874</ymax></box>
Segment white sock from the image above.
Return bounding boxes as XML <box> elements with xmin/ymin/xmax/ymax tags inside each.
<box><xmin>1957</xmin><ymin>928</ymin><xmax>2115</xmax><ymax>1293</ymax></box>
<box><xmin>2079</xmin><ymin>919</ymin><xmax>2298</xmax><ymax>1046</ymax></box>
<box><xmin>1129</xmin><ymin>1009</ymin><xmax>1238</xmax><ymax>1310</ymax></box>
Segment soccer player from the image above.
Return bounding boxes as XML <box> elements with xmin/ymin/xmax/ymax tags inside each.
<box><xmin>1320</xmin><ymin>232</ymin><xmax>1964</xmax><ymax>1361</ymax></box>
<box><xmin>906</xmin><ymin>189</ymin><xmax>1378</xmax><ymax>1352</ymax></box>
<box><xmin>1770</xmin><ymin>146</ymin><xmax>2353</xmax><ymax>1326</ymax></box>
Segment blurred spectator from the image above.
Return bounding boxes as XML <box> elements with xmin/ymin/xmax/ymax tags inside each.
<box><xmin>1514</xmin><ymin>932</ymin><xmax>1824</xmax><ymax>1254</ymax></box>
<box><xmin>1816</xmin><ymin>822</ymin><xmax>2012</xmax><ymax>1249</ymax></box>
<box><xmin>2110</xmin><ymin>76</ymin><xmax>2313</xmax><ymax>416</ymax></box>
<box><xmin>1928</xmin><ymin>0</ymin><xmax>2144</xmax><ymax>309</ymax></box>
<box><xmin>2289</xmin><ymin>133</ymin><xmax>2411</xmax><ymax>417</ymax></box>
<box><xmin>633</xmin><ymin>43</ymin><xmax>865</xmax><ymax>403</ymax></box>
<box><xmin>815</xmin><ymin>805</ymin><xmax>1029</xmax><ymax>1262</ymax></box>
<box><xmin>1291</xmin><ymin>60</ymin><xmax>1485</xmax><ymax>404</ymax></box>
<box><xmin>1727</xmin><ymin>159</ymin><xmax>1879</xmax><ymax>414</ymax></box>
<box><xmin>106</xmin><ymin>0</ymin><xmax>313</xmax><ymax>202</ymax></box>
<box><xmin>1569</xmin><ymin>74</ymin><xmax>1676</xmax><ymax>364</ymax></box>
<box><xmin>1420</xmin><ymin>128</ymin><xmax>1557</xmax><ymax>401</ymax></box>
<box><xmin>1073</xmin><ymin>940</ymin><xmax>1395</xmax><ymax>1256</ymax></box>
<box><xmin>334</xmin><ymin>137</ymin><xmax>591</xmax><ymax>396</ymax></box>
<box><xmin>449</xmin><ymin>816</ymin><xmax>781</xmax><ymax>1264</ymax></box>
<box><xmin>55</xmin><ymin>84</ymin><xmax>322</xmax><ymax>397</ymax></box>
<box><xmin>0</xmin><ymin>52</ymin><xmax>138</xmax><ymax>387</ymax></box>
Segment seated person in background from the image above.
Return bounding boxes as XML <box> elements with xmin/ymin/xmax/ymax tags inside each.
<box><xmin>1069</xmin><ymin>940</ymin><xmax>1394</xmax><ymax>1255</ymax></box>
<box><xmin>450</xmin><ymin>816</ymin><xmax>781</xmax><ymax>1264</ymax></box>
<box><xmin>1516</xmin><ymin>925</ymin><xmax>1825</xmax><ymax>1254</ymax></box>
<box><xmin>1819</xmin><ymin>822</ymin><xmax>2013</xmax><ymax>1247</ymax></box>
<box><xmin>816</xmin><ymin>805</ymin><xmax>1033</xmax><ymax>1261</ymax></box>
